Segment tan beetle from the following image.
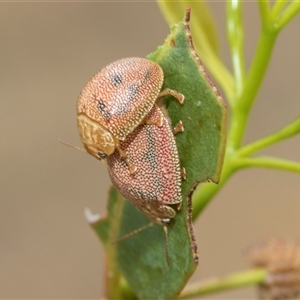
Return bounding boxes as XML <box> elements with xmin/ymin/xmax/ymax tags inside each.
<box><xmin>77</xmin><ymin>57</ymin><xmax>184</xmax><ymax>173</ymax></box>
<box><xmin>107</xmin><ymin>104</ymin><xmax>182</xmax><ymax>227</ymax></box>
<box><xmin>106</xmin><ymin>104</ymin><xmax>184</xmax><ymax>265</ymax></box>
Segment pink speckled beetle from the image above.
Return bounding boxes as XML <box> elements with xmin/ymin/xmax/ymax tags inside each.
<box><xmin>77</xmin><ymin>57</ymin><xmax>184</xmax><ymax>173</ymax></box>
<box><xmin>107</xmin><ymin>104</ymin><xmax>182</xmax><ymax>226</ymax></box>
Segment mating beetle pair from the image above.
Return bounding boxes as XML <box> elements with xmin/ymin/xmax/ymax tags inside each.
<box><xmin>77</xmin><ymin>57</ymin><xmax>184</xmax><ymax>227</ymax></box>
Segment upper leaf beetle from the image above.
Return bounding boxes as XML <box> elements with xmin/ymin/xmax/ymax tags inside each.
<box><xmin>77</xmin><ymin>57</ymin><xmax>184</xmax><ymax>173</ymax></box>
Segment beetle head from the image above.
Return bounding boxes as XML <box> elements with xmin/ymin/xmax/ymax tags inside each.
<box><xmin>77</xmin><ymin>114</ymin><xmax>116</xmax><ymax>160</ymax></box>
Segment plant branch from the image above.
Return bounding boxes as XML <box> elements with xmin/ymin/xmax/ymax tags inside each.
<box><xmin>192</xmin><ymin>155</ymin><xmax>236</xmax><ymax>219</ymax></box>
<box><xmin>178</xmin><ymin>268</ymin><xmax>267</xmax><ymax>299</ymax></box>
<box><xmin>225</xmin><ymin>0</ymin><xmax>279</xmax><ymax>153</ymax></box>
<box><xmin>227</xmin><ymin>28</ymin><xmax>277</xmax><ymax>151</ymax></box>
<box><xmin>226</xmin><ymin>0</ymin><xmax>246</xmax><ymax>96</ymax></box>
<box><xmin>258</xmin><ymin>0</ymin><xmax>271</xmax><ymax>28</ymax></box>
<box><xmin>237</xmin><ymin>156</ymin><xmax>300</xmax><ymax>174</ymax></box>
<box><xmin>238</xmin><ymin>30</ymin><xmax>276</xmax><ymax>111</ymax></box>
<box><xmin>237</xmin><ymin>117</ymin><xmax>300</xmax><ymax>157</ymax></box>
<box><xmin>193</xmin><ymin>1</ymin><xmax>300</xmax><ymax>218</ymax></box>
<box><xmin>271</xmin><ymin>0</ymin><xmax>288</xmax><ymax>20</ymax></box>
<box><xmin>277</xmin><ymin>1</ymin><xmax>300</xmax><ymax>30</ymax></box>
<box><xmin>104</xmin><ymin>254</ymin><xmax>123</xmax><ymax>299</ymax></box>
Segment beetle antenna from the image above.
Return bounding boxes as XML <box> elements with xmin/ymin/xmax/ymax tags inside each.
<box><xmin>111</xmin><ymin>222</ymin><xmax>153</xmax><ymax>244</ymax></box>
<box><xmin>58</xmin><ymin>138</ymin><xmax>86</xmax><ymax>153</ymax></box>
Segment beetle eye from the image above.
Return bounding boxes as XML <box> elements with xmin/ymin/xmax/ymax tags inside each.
<box><xmin>98</xmin><ymin>151</ymin><xmax>107</xmax><ymax>159</ymax></box>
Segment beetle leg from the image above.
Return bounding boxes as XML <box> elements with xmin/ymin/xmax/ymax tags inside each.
<box><xmin>111</xmin><ymin>222</ymin><xmax>154</xmax><ymax>244</ymax></box>
<box><xmin>158</xmin><ymin>88</ymin><xmax>184</xmax><ymax>104</ymax></box>
<box><xmin>143</xmin><ymin>113</ymin><xmax>164</xmax><ymax>127</ymax></box>
<box><xmin>181</xmin><ymin>167</ymin><xmax>187</xmax><ymax>180</ymax></box>
<box><xmin>116</xmin><ymin>146</ymin><xmax>137</xmax><ymax>174</ymax></box>
<box><xmin>163</xmin><ymin>226</ymin><xmax>171</xmax><ymax>266</ymax></box>
<box><xmin>176</xmin><ymin>201</ymin><xmax>183</xmax><ymax>210</ymax></box>
<box><xmin>173</xmin><ymin>120</ymin><xmax>184</xmax><ymax>134</ymax></box>
<box><xmin>143</xmin><ymin>104</ymin><xmax>164</xmax><ymax>127</ymax></box>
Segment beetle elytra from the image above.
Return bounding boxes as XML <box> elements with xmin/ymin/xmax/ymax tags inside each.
<box><xmin>106</xmin><ymin>104</ymin><xmax>182</xmax><ymax>226</ymax></box>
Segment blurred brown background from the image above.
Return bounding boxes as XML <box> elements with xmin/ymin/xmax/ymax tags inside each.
<box><xmin>1</xmin><ymin>2</ymin><xmax>299</xmax><ymax>299</ymax></box>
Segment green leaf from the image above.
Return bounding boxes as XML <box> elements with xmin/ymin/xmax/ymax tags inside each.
<box><xmin>90</xmin><ymin>187</ymin><xmax>124</xmax><ymax>299</ymax></box>
<box><xmin>158</xmin><ymin>3</ymin><xmax>233</xmax><ymax>120</ymax></box>
<box><xmin>148</xmin><ymin>13</ymin><xmax>227</xmax><ymax>187</ymax></box>
<box><xmin>157</xmin><ymin>1</ymin><xmax>219</xmax><ymax>56</ymax></box>
<box><xmin>91</xmin><ymin>11</ymin><xmax>226</xmax><ymax>300</ymax></box>
<box><xmin>93</xmin><ymin>184</ymin><xmax>197</xmax><ymax>300</ymax></box>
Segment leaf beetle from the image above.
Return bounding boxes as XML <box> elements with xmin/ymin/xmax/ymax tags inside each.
<box><xmin>77</xmin><ymin>57</ymin><xmax>184</xmax><ymax>173</ymax></box>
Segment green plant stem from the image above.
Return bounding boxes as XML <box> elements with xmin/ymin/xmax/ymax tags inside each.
<box><xmin>237</xmin><ymin>156</ymin><xmax>300</xmax><ymax>173</ymax></box>
<box><xmin>193</xmin><ymin>1</ymin><xmax>280</xmax><ymax>217</ymax></box>
<box><xmin>104</xmin><ymin>254</ymin><xmax>122</xmax><ymax>299</ymax></box>
<box><xmin>237</xmin><ymin>117</ymin><xmax>300</xmax><ymax>157</ymax></box>
<box><xmin>102</xmin><ymin>192</ymin><xmax>125</xmax><ymax>299</ymax></box>
<box><xmin>228</xmin><ymin>31</ymin><xmax>277</xmax><ymax>151</ymax></box>
<box><xmin>190</xmin><ymin>114</ymin><xmax>297</xmax><ymax>217</ymax></box>
<box><xmin>258</xmin><ymin>0</ymin><xmax>271</xmax><ymax>28</ymax></box>
<box><xmin>178</xmin><ymin>268</ymin><xmax>267</xmax><ymax>299</ymax></box>
<box><xmin>227</xmin><ymin>1</ymin><xmax>278</xmax><ymax>152</ymax></box>
<box><xmin>119</xmin><ymin>277</ymin><xmax>137</xmax><ymax>300</ymax></box>
<box><xmin>271</xmin><ymin>0</ymin><xmax>287</xmax><ymax>20</ymax></box>
<box><xmin>277</xmin><ymin>1</ymin><xmax>300</xmax><ymax>30</ymax></box>
<box><xmin>226</xmin><ymin>0</ymin><xmax>246</xmax><ymax>96</ymax></box>
<box><xmin>192</xmin><ymin>154</ymin><xmax>236</xmax><ymax>219</ymax></box>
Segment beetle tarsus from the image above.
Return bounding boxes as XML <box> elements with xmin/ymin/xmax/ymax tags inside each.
<box><xmin>117</xmin><ymin>147</ymin><xmax>137</xmax><ymax>174</ymax></box>
<box><xmin>128</xmin><ymin>164</ymin><xmax>137</xmax><ymax>174</ymax></box>
<box><xmin>173</xmin><ymin>120</ymin><xmax>184</xmax><ymax>135</ymax></box>
<box><xmin>159</xmin><ymin>88</ymin><xmax>184</xmax><ymax>105</ymax></box>
<box><xmin>144</xmin><ymin>113</ymin><xmax>164</xmax><ymax>127</ymax></box>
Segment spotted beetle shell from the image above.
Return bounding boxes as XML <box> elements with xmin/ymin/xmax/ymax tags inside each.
<box><xmin>106</xmin><ymin>105</ymin><xmax>182</xmax><ymax>225</ymax></box>
<box><xmin>77</xmin><ymin>57</ymin><xmax>164</xmax><ymax>141</ymax></box>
